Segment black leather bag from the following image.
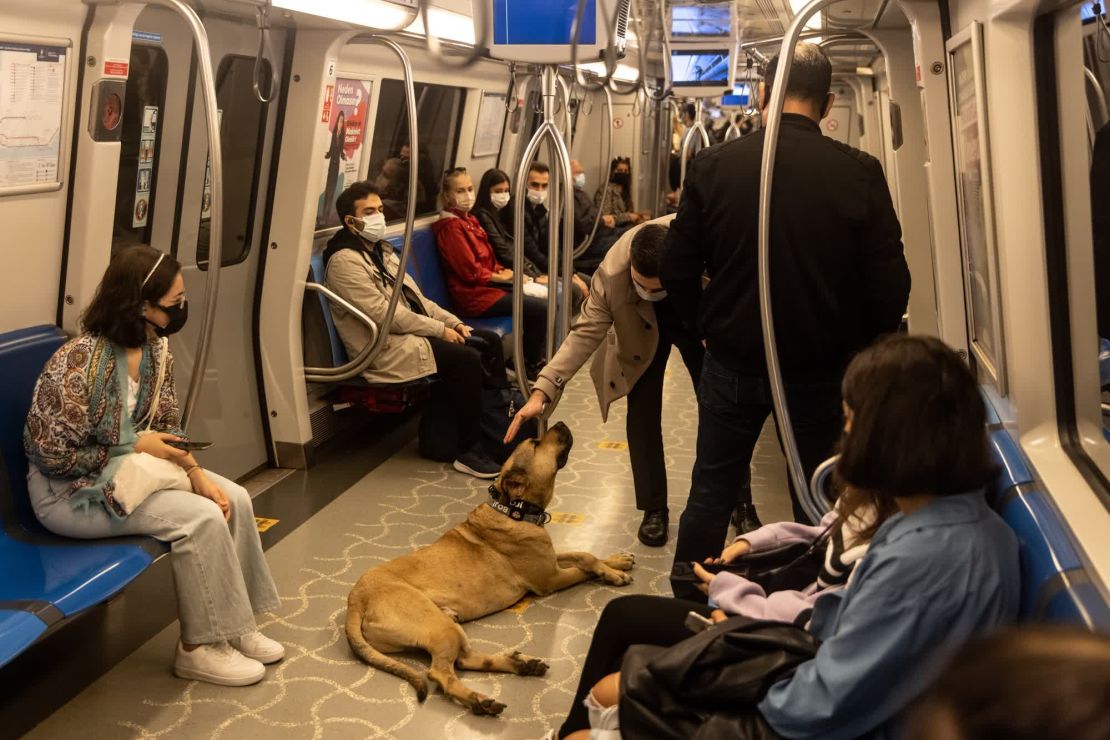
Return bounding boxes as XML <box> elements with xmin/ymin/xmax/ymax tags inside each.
<box><xmin>619</xmin><ymin>615</ymin><xmax>819</xmax><ymax>740</ymax></box>
<box><xmin>672</xmin><ymin>528</ymin><xmax>830</xmax><ymax>595</ymax></box>
<box><xmin>480</xmin><ymin>386</ymin><xmax>536</xmax><ymax>464</ymax></box>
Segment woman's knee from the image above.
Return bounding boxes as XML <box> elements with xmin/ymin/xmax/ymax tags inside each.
<box><xmin>590</xmin><ymin>672</ymin><xmax>621</xmax><ymax>708</ymax></box>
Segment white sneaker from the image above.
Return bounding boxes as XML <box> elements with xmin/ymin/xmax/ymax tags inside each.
<box><xmin>174</xmin><ymin>641</ymin><xmax>265</xmax><ymax>686</ymax></box>
<box><xmin>230</xmin><ymin>630</ymin><xmax>285</xmax><ymax>664</ymax></box>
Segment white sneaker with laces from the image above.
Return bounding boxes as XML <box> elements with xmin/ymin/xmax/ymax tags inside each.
<box><xmin>173</xmin><ymin>641</ymin><xmax>265</xmax><ymax>686</ymax></box>
<box><xmin>230</xmin><ymin>630</ymin><xmax>285</xmax><ymax>664</ymax></box>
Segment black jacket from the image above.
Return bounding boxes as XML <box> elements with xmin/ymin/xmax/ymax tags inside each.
<box><xmin>1092</xmin><ymin>121</ymin><xmax>1110</xmax><ymax>338</ymax></box>
<box><xmin>473</xmin><ymin>204</ymin><xmax>541</xmax><ymax>278</ymax></box>
<box><xmin>572</xmin><ymin>186</ymin><xmax>600</xmax><ymax>244</ymax></box>
<box><xmin>519</xmin><ymin>201</ymin><xmax>551</xmax><ymax>273</ymax></box>
<box><xmin>662</xmin><ymin>114</ymin><xmax>910</xmax><ymax>378</ymax></box>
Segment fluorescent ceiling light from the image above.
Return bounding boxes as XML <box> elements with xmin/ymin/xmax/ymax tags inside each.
<box><xmin>578</xmin><ymin>62</ymin><xmax>641</xmax><ymax>83</ymax></box>
<box><xmin>271</xmin><ymin>0</ymin><xmax>414</xmax><ymax>29</ymax></box>
<box><xmin>788</xmin><ymin>0</ymin><xmax>824</xmax><ymax>30</ymax></box>
<box><xmin>404</xmin><ymin>7</ymin><xmax>477</xmax><ymax>44</ymax></box>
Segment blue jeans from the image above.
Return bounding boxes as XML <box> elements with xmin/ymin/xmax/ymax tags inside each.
<box><xmin>671</xmin><ymin>352</ymin><xmax>843</xmax><ymax>600</ymax></box>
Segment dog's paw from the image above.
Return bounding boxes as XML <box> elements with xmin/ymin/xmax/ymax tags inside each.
<box><xmin>440</xmin><ymin>606</ymin><xmax>461</xmax><ymax>623</ymax></box>
<box><xmin>510</xmin><ymin>651</ymin><xmax>549</xmax><ymax>676</ymax></box>
<box><xmin>411</xmin><ymin>677</ymin><xmax>430</xmax><ymax>702</ymax></box>
<box><xmin>472</xmin><ymin>697</ymin><xmax>507</xmax><ymax>717</ymax></box>
<box><xmin>604</xmin><ymin>552</ymin><xmax>635</xmax><ymax>571</ymax></box>
<box><xmin>600</xmin><ymin>567</ymin><xmax>633</xmax><ymax>586</ymax></box>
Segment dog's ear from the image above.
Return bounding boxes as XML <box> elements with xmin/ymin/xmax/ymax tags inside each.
<box><xmin>500</xmin><ymin>469</ymin><xmax>528</xmax><ymax>503</ymax></box>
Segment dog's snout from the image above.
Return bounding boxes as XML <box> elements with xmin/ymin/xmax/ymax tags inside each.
<box><xmin>549</xmin><ymin>421</ymin><xmax>573</xmax><ymax>449</ymax></box>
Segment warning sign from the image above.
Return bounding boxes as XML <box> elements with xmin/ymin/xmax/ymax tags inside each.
<box><xmin>103</xmin><ymin>59</ymin><xmax>128</xmax><ymax>77</ymax></box>
<box><xmin>321</xmin><ymin>84</ymin><xmax>334</xmax><ymax>123</ymax></box>
<box><xmin>132</xmin><ymin>105</ymin><xmax>157</xmax><ymax>228</ymax></box>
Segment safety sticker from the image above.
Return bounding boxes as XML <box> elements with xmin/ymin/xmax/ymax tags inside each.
<box><xmin>255</xmin><ymin>517</ymin><xmax>280</xmax><ymax>533</ymax></box>
<box><xmin>103</xmin><ymin>59</ymin><xmax>128</xmax><ymax>77</ymax></box>
<box><xmin>506</xmin><ymin>595</ymin><xmax>534</xmax><ymax>614</ymax></box>
<box><xmin>598</xmin><ymin>441</ymin><xmax>628</xmax><ymax>450</ymax></box>
<box><xmin>548</xmin><ymin>512</ymin><xmax>585</xmax><ymax>525</ymax></box>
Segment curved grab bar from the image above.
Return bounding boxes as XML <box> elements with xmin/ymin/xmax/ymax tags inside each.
<box><xmin>575</xmin><ymin>84</ymin><xmax>613</xmax><ymax>258</ymax></box>
<box><xmin>151</xmin><ymin>0</ymin><xmax>224</xmax><ymax>431</ymax></box>
<box><xmin>631</xmin><ymin>0</ymin><xmax>671</xmax><ymax>102</ymax></box>
<box><xmin>759</xmin><ymin>0</ymin><xmax>841</xmax><ymax>524</ymax></box>
<box><xmin>303</xmin><ymin>283</ymin><xmax>382</xmax><ymax>383</ymax></box>
<box><xmin>724</xmin><ymin>119</ymin><xmax>742</xmax><ymax>141</ymax></box>
<box><xmin>252</xmin><ymin>0</ymin><xmax>279</xmax><ymax>103</ymax></box>
<box><xmin>419</xmin><ymin>0</ymin><xmax>488</xmax><ymax>69</ymax></box>
<box><xmin>805</xmin><ymin>456</ymin><xmax>837</xmax><ymax>522</ymax></box>
<box><xmin>571</xmin><ymin>0</ymin><xmax>623</xmax><ymax>92</ymax></box>
<box><xmin>1086</xmin><ymin>67</ymin><xmax>1109</xmax><ymax>128</ymax></box>
<box><xmin>679</xmin><ymin>102</ymin><xmax>712</xmax><ymax>190</ymax></box>
<box><xmin>556</xmin><ymin>73</ymin><xmax>575</xmax><ymax>144</ymax></box>
<box><xmin>343</xmin><ymin>35</ymin><xmax>421</xmax><ymax>376</ymax></box>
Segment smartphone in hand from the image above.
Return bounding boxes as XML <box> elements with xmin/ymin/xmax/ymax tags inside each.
<box><xmin>684</xmin><ymin>611</ymin><xmax>714</xmax><ymax>633</ymax></box>
<box><xmin>166</xmin><ymin>440</ymin><xmax>214</xmax><ymax>451</ymax></box>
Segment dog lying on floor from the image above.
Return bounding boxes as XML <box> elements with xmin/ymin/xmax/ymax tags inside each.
<box><xmin>345</xmin><ymin>422</ymin><xmax>635</xmax><ymax>716</ymax></box>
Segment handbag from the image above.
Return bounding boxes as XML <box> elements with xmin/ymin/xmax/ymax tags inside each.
<box><xmin>619</xmin><ymin>615</ymin><xmax>819</xmax><ymax>740</ymax></box>
<box><xmin>480</xmin><ymin>386</ymin><xmax>537</xmax><ymax>464</ymax></box>
<box><xmin>111</xmin><ymin>338</ymin><xmax>192</xmax><ymax>515</ymax></box>
<box><xmin>671</xmin><ymin>525</ymin><xmax>832</xmax><ymax>595</ymax></box>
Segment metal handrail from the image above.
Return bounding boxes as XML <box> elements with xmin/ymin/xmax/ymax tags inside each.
<box><xmin>303</xmin><ymin>283</ymin><xmax>381</xmax><ymax>383</ymax></box>
<box><xmin>724</xmin><ymin>118</ymin><xmax>742</xmax><ymax>141</ymax></box>
<box><xmin>759</xmin><ymin>0</ymin><xmax>842</xmax><ymax>524</ymax></box>
<box><xmin>511</xmin><ymin>67</ymin><xmax>577</xmax><ymax>417</ymax></box>
<box><xmin>343</xmin><ymin>35</ymin><xmax>420</xmax><ymax>374</ymax></box>
<box><xmin>631</xmin><ymin>0</ymin><xmax>671</xmax><ymax>102</ymax></box>
<box><xmin>252</xmin><ymin>0</ymin><xmax>279</xmax><ymax>103</ymax></box>
<box><xmin>556</xmin><ymin>73</ymin><xmax>575</xmax><ymax>144</ymax></box>
<box><xmin>1086</xmin><ymin>67</ymin><xmax>1109</xmax><ymax>128</ymax></box>
<box><xmin>679</xmin><ymin>100</ymin><xmax>711</xmax><ymax>189</ymax></box>
<box><xmin>807</xmin><ymin>456</ymin><xmax>838</xmax><ymax>520</ymax></box>
<box><xmin>575</xmin><ymin>84</ymin><xmax>613</xmax><ymax>258</ymax></box>
<box><xmin>740</xmin><ymin>28</ymin><xmax>831</xmax><ymax>51</ymax></box>
<box><xmin>152</xmin><ymin>0</ymin><xmax>224</xmax><ymax>431</ymax></box>
<box><xmin>419</xmin><ymin>0</ymin><xmax>487</xmax><ymax>69</ymax></box>
<box><xmin>571</xmin><ymin>0</ymin><xmax>623</xmax><ymax>92</ymax></box>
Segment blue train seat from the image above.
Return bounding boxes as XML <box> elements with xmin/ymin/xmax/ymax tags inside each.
<box><xmin>983</xmin><ymin>404</ymin><xmax>1110</xmax><ymax>629</ymax></box>
<box><xmin>0</xmin><ymin>325</ymin><xmax>167</xmax><ymax>668</ymax></box>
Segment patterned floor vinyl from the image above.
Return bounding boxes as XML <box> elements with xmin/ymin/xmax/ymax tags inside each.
<box><xmin>29</xmin><ymin>352</ymin><xmax>791</xmax><ymax>739</ymax></box>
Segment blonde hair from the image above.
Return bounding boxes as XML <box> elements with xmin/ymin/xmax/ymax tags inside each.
<box><xmin>437</xmin><ymin>167</ymin><xmax>469</xmax><ymax>211</ymax></box>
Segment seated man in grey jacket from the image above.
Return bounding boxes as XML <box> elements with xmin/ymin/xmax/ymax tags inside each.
<box><xmin>324</xmin><ymin>181</ymin><xmax>502</xmax><ymax>478</ymax></box>
<box><xmin>504</xmin><ymin>217</ymin><xmax>703</xmax><ymax>546</ymax></box>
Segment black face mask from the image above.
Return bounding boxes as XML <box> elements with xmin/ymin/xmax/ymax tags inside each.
<box><xmin>147</xmin><ymin>300</ymin><xmax>188</xmax><ymax>337</ymax></box>
<box><xmin>610</xmin><ymin>171</ymin><xmax>631</xmax><ymax>189</ymax></box>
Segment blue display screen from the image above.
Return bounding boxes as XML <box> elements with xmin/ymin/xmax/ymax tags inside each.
<box><xmin>720</xmin><ymin>94</ymin><xmax>746</xmax><ymax>106</ymax></box>
<box><xmin>671</xmin><ymin>5</ymin><xmax>730</xmax><ymax>37</ymax></box>
<box><xmin>493</xmin><ymin>0</ymin><xmax>597</xmax><ymax>45</ymax></box>
<box><xmin>671</xmin><ymin>50</ymin><xmax>730</xmax><ymax>85</ymax></box>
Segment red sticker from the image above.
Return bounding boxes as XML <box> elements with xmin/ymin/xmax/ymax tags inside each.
<box><xmin>103</xmin><ymin>60</ymin><xmax>129</xmax><ymax>77</ymax></box>
<box><xmin>321</xmin><ymin>84</ymin><xmax>334</xmax><ymax>123</ymax></box>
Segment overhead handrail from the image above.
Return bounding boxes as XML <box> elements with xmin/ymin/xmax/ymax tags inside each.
<box><xmin>575</xmin><ymin>84</ymin><xmax>613</xmax><ymax>258</ymax></box>
<box><xmin>419</xmin><ymin>0</ymin><xmax>488</xmax><ymax>69</ymax></box>
<box><xmin>252</xmin><ymin>0</ymin><xmax>279</xmax><ymax>103</ymax></box>
<box><xmin>742</xmin><ymin>53</ymin><xmax>760</xmax><ymax>117</ymax></box>
<box><xmin>1086</xmin><ymin>67</ymin><xmax>1109</xmax><ymax>128</ymax></box>
<box><xmin>741</xmin><ymin>28</ymin><xmax>832</xmax><ymax>51</ymax></box>
<box><xmin>679</xmin><ymin>99</ymin><xmax>711</xmax><ymax>190</ymax></box>
<box><xmin>556</xmin><ymin>74</ymin><xmax>575</xmax><ymax>145</ymax></box>
<box><xmin>339</xmin><ymin>35</ymin><xmax>420</xmax><ymax>378</ymax></box>
<box><xmin>571</xmin><ymin>0</ymin><xmax>624</xmax><ymax>92</ymax></box>
<box><xmin>759</xmin><ymin>0</ymin><xmax>844</xmax><ymax>524</ymax></box>
<box><xmin>303</xmin><ymin>283</ymin><xmax>382</xmax><ymax>383</ymax></box>
<box><xmin>630</xmin><ymin>0</ymin><xmax>672</xmax><ymax>102</ymax></box>
<box><xmin>511</xmin><ymin>66</ymin><xmax>577</xmax><ymax>420</ymax></box>
<box><xmin>149</xmin><ymin>0</ymin><xmax>224</xmax><ymax>431</ymax></box>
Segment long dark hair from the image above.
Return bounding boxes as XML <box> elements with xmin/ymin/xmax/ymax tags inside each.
<box><xmin>475</xmin><ymin>168</ymin><xmax>511</xmax><ymax>213</ymax></box>
<box><xmin>82</xmin><ymin>245</ymin><xmax>181</xmax><ymax>348</ymax></box>
<box><xmin>836</xmin><ymin>335</ymin><xmax>996</xmax><ymax>505</ymax></box>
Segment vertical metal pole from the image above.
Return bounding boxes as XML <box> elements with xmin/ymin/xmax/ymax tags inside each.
<box><xmin>574</xmin><ymin>85</ymin><xmax>613</xmax><ymax>258</ymax></box>
<box><xmin>541</xmin><ymin>68</ymin><xmax>560</xmax><ymax>363</ymax></box>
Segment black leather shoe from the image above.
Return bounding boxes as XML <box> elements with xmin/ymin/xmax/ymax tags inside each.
<box><xmin>730</xmin><ymin>502</ymin><xmax>763</xmax><ymax>535</ymax></box>
<box><xmin>637</xmin><ymin>509</ymin><xmax>669</xmax><ymax>547</ymax></box>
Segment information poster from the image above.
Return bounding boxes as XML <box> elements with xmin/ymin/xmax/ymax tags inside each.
<box><xmin>473</xmin><ymin>92</ymin><xmax>507</xmax><ymax>158</ymax></box>
<box><xmin>0</xmin><ymin>41</ymin><xmax>67</xmax><ymax>192</ymax></box>
<box><xmin>132</xmin><ymin>105</ymin><xmax>158</xmax><ymax>228</ymax></box>
<box><xmin>200</xmin><ymin>109</ymin><xmax>224</xmax><ymax>221</ymax></box>
<box><xmin>315</xmin><ymin>77</ymin><xmax>371</xmax><ymax>230</ymax></box>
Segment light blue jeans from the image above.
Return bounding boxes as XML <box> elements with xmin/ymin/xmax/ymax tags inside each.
<box><xmin>28</xmin><ymin>466</ymin><xmax>281</xmax><ymax>644</ymax></box>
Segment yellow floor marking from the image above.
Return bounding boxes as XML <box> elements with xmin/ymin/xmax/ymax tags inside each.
<box><xmin>255</xmin><ymin>517</ymin><xmax>280</xmax><ymax>533</ymax></box>
<box><xmin>597</xmin><ymin>441</ymin><xmax>628</xmax><ymax>450</ymax></box>
<box><xmin>505</xmin><ymin>595</ymin><xmax>534</xmax><ymax>614</ymax></box>
<box><xmin>548</xmin><ymin>512</ymin><xmax>585</xmax><ymax>525</ymax></box>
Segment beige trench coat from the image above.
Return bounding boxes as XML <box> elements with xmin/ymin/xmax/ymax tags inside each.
<box><xmin>533</xmin><ymin>215</ymin><xmax>677</xmax><ymax>421</ymax></box>
<box><xmin>324</xmin><ymin>241</ymin><xmax>462</xmax><ymax>384</ymax></box>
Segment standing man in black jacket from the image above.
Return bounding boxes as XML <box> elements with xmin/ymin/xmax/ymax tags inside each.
<box><xmin>662</xmin><ymin>43</ymin><xmax>910</xmax><ymax>598</ymax></box>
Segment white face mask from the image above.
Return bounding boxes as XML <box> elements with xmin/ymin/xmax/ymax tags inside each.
<box><xmin>634</xmin><ymin>282</ymin><xmax>667</xmax><ymax>302</ymax></box>
<box><xmin>353</xmin><ymin>212</ymin><xmax>386</xmax><ymax>242</ymax></box>
<box><xmin>527</xmin><ymin>187</ymin><xmax>548</xmax><ymax>206</ymax></box>
<box><xmin>573</xmin><ymin>173</ymin><xmax>586</xmax><ymax>190</ymax></box>
<box><xmin>454</xmin><ymin>191</ymin><xmax>476</xmax><ymax>211</ymax></box>
<box><xmin>490</xmin><ymin>192</ymin><xmax>511</xmax><ymax>210</ymax></box>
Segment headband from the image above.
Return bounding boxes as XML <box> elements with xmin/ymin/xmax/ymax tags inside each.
<box><xmin>141</xmin><ymin>252</ymin><xmax>166</xmax><ymax>290</ymax></box>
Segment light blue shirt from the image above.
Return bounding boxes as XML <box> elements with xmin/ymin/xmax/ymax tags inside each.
<box><xmin>758</xmin><ymin>491</ymin><xmax>1020</xmax><ymax>739</ymax></box>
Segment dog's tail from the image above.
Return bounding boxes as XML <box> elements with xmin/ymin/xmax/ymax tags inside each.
<box><xmin>345</xmin><ymin>604</ymin><xmax>430</xmax><ymax>701</ymax></box>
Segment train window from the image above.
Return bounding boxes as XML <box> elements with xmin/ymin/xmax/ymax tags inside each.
<box><xmin>366</xmin><ymin>80</ymin><xmax>465</xmax><ymax>223</ymax></box>
<box><xmin>111</xmin><ymin>45</ymin><xmax>168</xmax><ymax>253</ymax></box>
<box><xmin>195</xmin><ymin>55</ymin><xmax>270</xmax><ymax>270</ymax></box>
<box><xmin>948</xmin><ymin>24</ymin><xmax>1007</xmax><ymax>392</ymax></box>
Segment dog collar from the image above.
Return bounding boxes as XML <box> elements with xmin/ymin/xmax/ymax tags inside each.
<box><xmin>488</xmin><ymin>484</ymin><xmax>550</xmax><ymax>527</ymax></box>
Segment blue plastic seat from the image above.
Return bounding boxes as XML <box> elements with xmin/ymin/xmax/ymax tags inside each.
<box><xmin>0</xmin><ymin>609</ymin><xmax>48</xmax><ymax>669</ymax></box>
<box><xmin>0</xmin><ymin>325</ymin><xmax>166</xmax><ymax>667</ymax></box>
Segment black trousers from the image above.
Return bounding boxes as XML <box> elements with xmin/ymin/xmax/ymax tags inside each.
<box><xmin>480</xmin><ymin>292</ymin><xmax>547</xmax><ymax>365</ymax></box>
<box><xmin>420</xmin><ymin>328</ymin><xmax>502</xmax><ymax>459</ymax></box>
<box><xmin>626</xmin><ymin>326</ymin><xmax>704</xmax><ymax>511</ymax></box>
<box><xmin>558</xmin><ymin>595</ymin><xmax>713</xmax><ymax>738</ymax></box>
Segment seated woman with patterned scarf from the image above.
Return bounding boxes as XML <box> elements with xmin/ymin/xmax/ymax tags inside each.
<box><xmin>24</xmin><ymin>245</ymin><xmax>282</xmax><ymax>687</ymax></box>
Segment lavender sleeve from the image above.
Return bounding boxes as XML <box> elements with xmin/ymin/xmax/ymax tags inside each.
<box><xmin>708</xmin><ymin>572</ymin><xmax>825</xmax><ymax>622</ymax></box>
<box><xmin>735</xmin><ymin>511</ymin><xmax>838</xmax><ymax>553</ymax></box>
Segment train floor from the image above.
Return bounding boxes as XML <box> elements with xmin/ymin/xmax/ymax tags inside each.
<box><xmin>28</xmin><ymin>350</ymin><xmax>792</xmax><ymax>740</ymax></box>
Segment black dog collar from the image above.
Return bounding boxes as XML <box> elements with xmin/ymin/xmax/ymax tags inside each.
<box><xmin>488</xmin><ymin>484</ymin><xmax>550</xmax><ymax>527</ymax></box>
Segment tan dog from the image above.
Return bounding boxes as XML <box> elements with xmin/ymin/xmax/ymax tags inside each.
<box><xmin>345</xmin><ymin>422</ymin><xmax>635</xmax><ymax>716</ymax></box>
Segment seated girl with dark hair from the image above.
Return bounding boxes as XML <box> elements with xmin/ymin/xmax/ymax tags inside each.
<box><xmin>553</xmin><ymin>335</ymin><xmax>1020</xmax><ymax>740</ymax></box>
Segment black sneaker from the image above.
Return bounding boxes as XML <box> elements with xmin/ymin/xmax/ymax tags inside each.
<box><xmin>452</xmin><ymin>447</ymin><xmax>501</xmax><ymax>479</ymax></box>
<box><xmin>730</xmin><ymin>502</ymin><xmax>763</xmax><ymax>535</ymax></box>
<box><xmin>637</xmin><ymin>509</ymin><xmax>669</xmax><ymax>547</ymax></box>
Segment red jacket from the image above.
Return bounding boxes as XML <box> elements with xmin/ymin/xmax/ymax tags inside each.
<box><xmin>432</xmin><ymin>209</ymin><xmax>507</xmax><ymax>316</ymax></box>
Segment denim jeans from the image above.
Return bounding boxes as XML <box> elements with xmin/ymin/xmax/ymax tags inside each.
<box><xmin>671</xmin><ymin>352</ymin><xmax>843</xmax><ymax>600</ymax></box>
<box><xmin>28</xmin><ymin>466</ymin><xmax>281</xmax><ymax>644</ymax></box>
